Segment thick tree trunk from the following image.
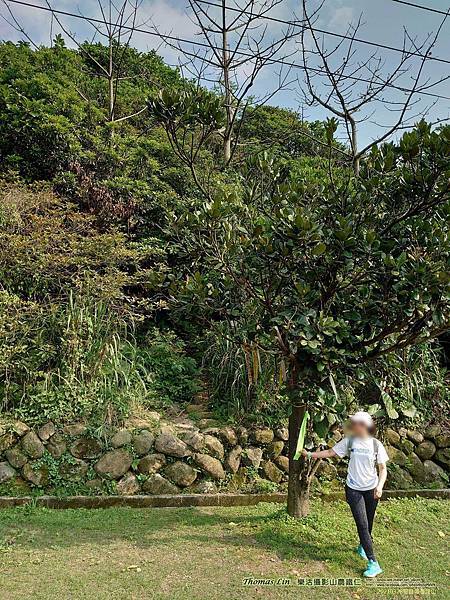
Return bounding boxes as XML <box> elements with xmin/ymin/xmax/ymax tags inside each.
<box><xmin>287</xmin><ymin>404</ymin><xmax>311</xmax><ymax>517</ymax></box>
<box><xmin>350</xmin><ymin>119</ymin><xmax>359</xmax><ymax>177</ymax></box>
<box><xmin>287</xmin><ymin>474</ymin><xmax>310</xmax><ymax>518</ymax></box>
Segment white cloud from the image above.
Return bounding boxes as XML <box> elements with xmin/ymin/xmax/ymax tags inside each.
<box><xmin>328</xmin><ymin>5</ymin><xmax>354</xmax><ymax>31</ymax></box>
<box><xmin>133</xmin><ymin>0</ymin><xmax>197</xmax><ymax>64</ymax></box>
<box><xmin>0</xmin><ymin>0</ymin><xmax>194</xmax><ymax>56</ymax></box>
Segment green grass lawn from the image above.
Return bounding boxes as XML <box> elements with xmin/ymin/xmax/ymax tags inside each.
<box><xmin>0</xmin><ymin>498</ymin><xmax>448</xmax><ymax>599</ymax></box>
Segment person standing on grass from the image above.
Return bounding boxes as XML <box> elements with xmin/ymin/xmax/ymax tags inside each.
<box><xmin>302</xmin><ymin>411</ymin><xmax>389</xmax><ymax>578</ymax></box>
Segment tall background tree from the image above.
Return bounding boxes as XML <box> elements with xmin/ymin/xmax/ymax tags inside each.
<box><xmin>299</xmin><ymin>0</ymin><xmax>450</xmax><ymax>175</ymax></box>
<box><xmin>154</xmin><ymin>0</ymin><xmax>296</xmax><ymax>164</ymax></box>
<box><xmin>44</xmin><ymin>0</ymin><xmax>152</xmax><ymax>138</ymax></box>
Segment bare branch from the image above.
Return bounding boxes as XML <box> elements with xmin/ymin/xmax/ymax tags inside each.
<box><xmin>154</xmin><ymin>0</ymin><xmax>296</xmax><ymax>165</ymax></box>
<box><xmin>299</xmin><ymin>0</ymin><xmax>449</xmax><ymax>175</ymax></box>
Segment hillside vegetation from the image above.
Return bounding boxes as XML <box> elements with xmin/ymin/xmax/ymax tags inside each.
<box><xmin>0</xmin><ymin>39</ymin><xmax>448</xmax><ymax>429</ymax></box>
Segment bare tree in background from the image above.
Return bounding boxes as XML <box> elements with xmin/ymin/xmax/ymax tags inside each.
<box><xmin>300</xmin><ymin>0</ymin><xmax>449</xmax><ymax>175</ymax></box>
<box><xmin>48</xmin><ymin>0</ymin><xmax>151</xmax><ymax>138</ymax></box>
<box><xmin>1</xmin><ymin>0</ymin><xmax>149</xmax><ymax>136</ymax></box>
<box><xmin>156</xmin><ymin>0</ymin><xmax>297</xmax><ymax>164</ymax></box>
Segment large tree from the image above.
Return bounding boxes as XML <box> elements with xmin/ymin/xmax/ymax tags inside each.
<box><xmin>152</xmin><ymin>93</ymin><xmax>449</xmax><ymax>515</ymax></box>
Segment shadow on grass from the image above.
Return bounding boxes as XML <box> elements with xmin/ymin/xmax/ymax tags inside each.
<box><xmin>155</xmin><ymin>530</ymin><xmax>359</xmax><ymax>571</ymax></box>
<box><xmin>0</xmin><ymin>504</ymin><xmax>276</xmax><ymax>546</ymax></box>
<box><xmin>1</xmin><ymin>498</ymin><xmax>448</xmax><ymax>596</ymax></box>
<box><xmin>0</xmin><ymin>501</ymin><xmax>362</xmax><ymax>573</ymax></box>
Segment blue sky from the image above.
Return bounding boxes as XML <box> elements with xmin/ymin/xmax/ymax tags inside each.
<box><xmin>1</xmin><ymin>0</ymin><xmax>449</xmax><ymax>145</ymax></box>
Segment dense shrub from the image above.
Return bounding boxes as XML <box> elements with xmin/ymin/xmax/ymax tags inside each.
<box><xmin>0</xmin><ymin>181</ymin><xmax>200</xmax><ymax>424</ymax></box>
<box><xmin>136</xmin><ymin>328</ymin><xmax>201</xmax><ymax>408</ymax></box>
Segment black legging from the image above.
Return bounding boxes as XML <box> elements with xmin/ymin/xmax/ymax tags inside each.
<box><xmin>345</xmin><ymin>485</ymin><xmax>379</xmax><ymax>561</ymax></box>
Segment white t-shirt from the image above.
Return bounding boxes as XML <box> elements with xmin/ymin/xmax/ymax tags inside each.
<box><xmin>332</xmin><ymin>436</ymin><xmax>389</xmax><ymax>491</ymax></box>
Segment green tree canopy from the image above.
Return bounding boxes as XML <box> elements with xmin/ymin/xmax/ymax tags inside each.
<box><xmin>154</xmin><ymin>100</ymin><xmax>449</xmax><ymax>514</ymax></box>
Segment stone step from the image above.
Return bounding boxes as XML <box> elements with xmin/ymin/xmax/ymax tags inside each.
<box><xmin>185</xmin><ymin>404</ymin><xmax>213</xmax><ymax>418</ymax></box>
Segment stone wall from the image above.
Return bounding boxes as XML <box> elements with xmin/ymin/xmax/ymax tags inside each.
<box><xmin>383</xmin><ymin>425</ymin><xmax>449</xmax><ymax>489</ymax></box>
<box><xmin>0</xmin><ymin>414</ymin><xmax>448</xmax><ymax>496</ymax></box>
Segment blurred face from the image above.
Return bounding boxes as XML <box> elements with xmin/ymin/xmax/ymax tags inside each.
<box><xmin>349</xmin><ymin>420</ymin><xmax>370</xmax><ymax>438</ymax></box>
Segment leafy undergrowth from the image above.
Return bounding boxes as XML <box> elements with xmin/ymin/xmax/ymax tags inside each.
<box><xmin>0</xmin><ymin>498</ymin><xmax>448</xmax><ymax>599</ymax></box>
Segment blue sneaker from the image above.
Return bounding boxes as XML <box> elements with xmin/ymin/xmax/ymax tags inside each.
<box><xmin>356</xmin><ymin>544</ymin><xmax>367</xmax><ymax>560</ymax></box>
<box><xmin>363</xmin><ymin>560</ymin><xmax>383</xmax><ymax>578</ymax></box>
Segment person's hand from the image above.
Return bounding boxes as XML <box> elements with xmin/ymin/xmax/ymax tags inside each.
<box><xmin>374</xmin><ymin>486</ymin><xmax>383</xmax><ymax>500</ymax></box>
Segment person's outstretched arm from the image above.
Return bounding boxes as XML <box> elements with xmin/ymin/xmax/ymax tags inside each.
<box><xmin>301</xmin><ymin>448</ymin><xmax>338</xmax><ymax>459</ymax></box>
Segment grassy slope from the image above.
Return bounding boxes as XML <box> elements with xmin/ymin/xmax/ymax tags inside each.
<box><xmin>0</xmin><ymin>498</ymin><xmax>448</xmax><ymax>599</ymax></box>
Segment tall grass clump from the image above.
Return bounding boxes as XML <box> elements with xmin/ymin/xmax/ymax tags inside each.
<box><xmin>0</xmin><ymin>292</ymin><xmax>145</xmax><ymax>424</ymax></box>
